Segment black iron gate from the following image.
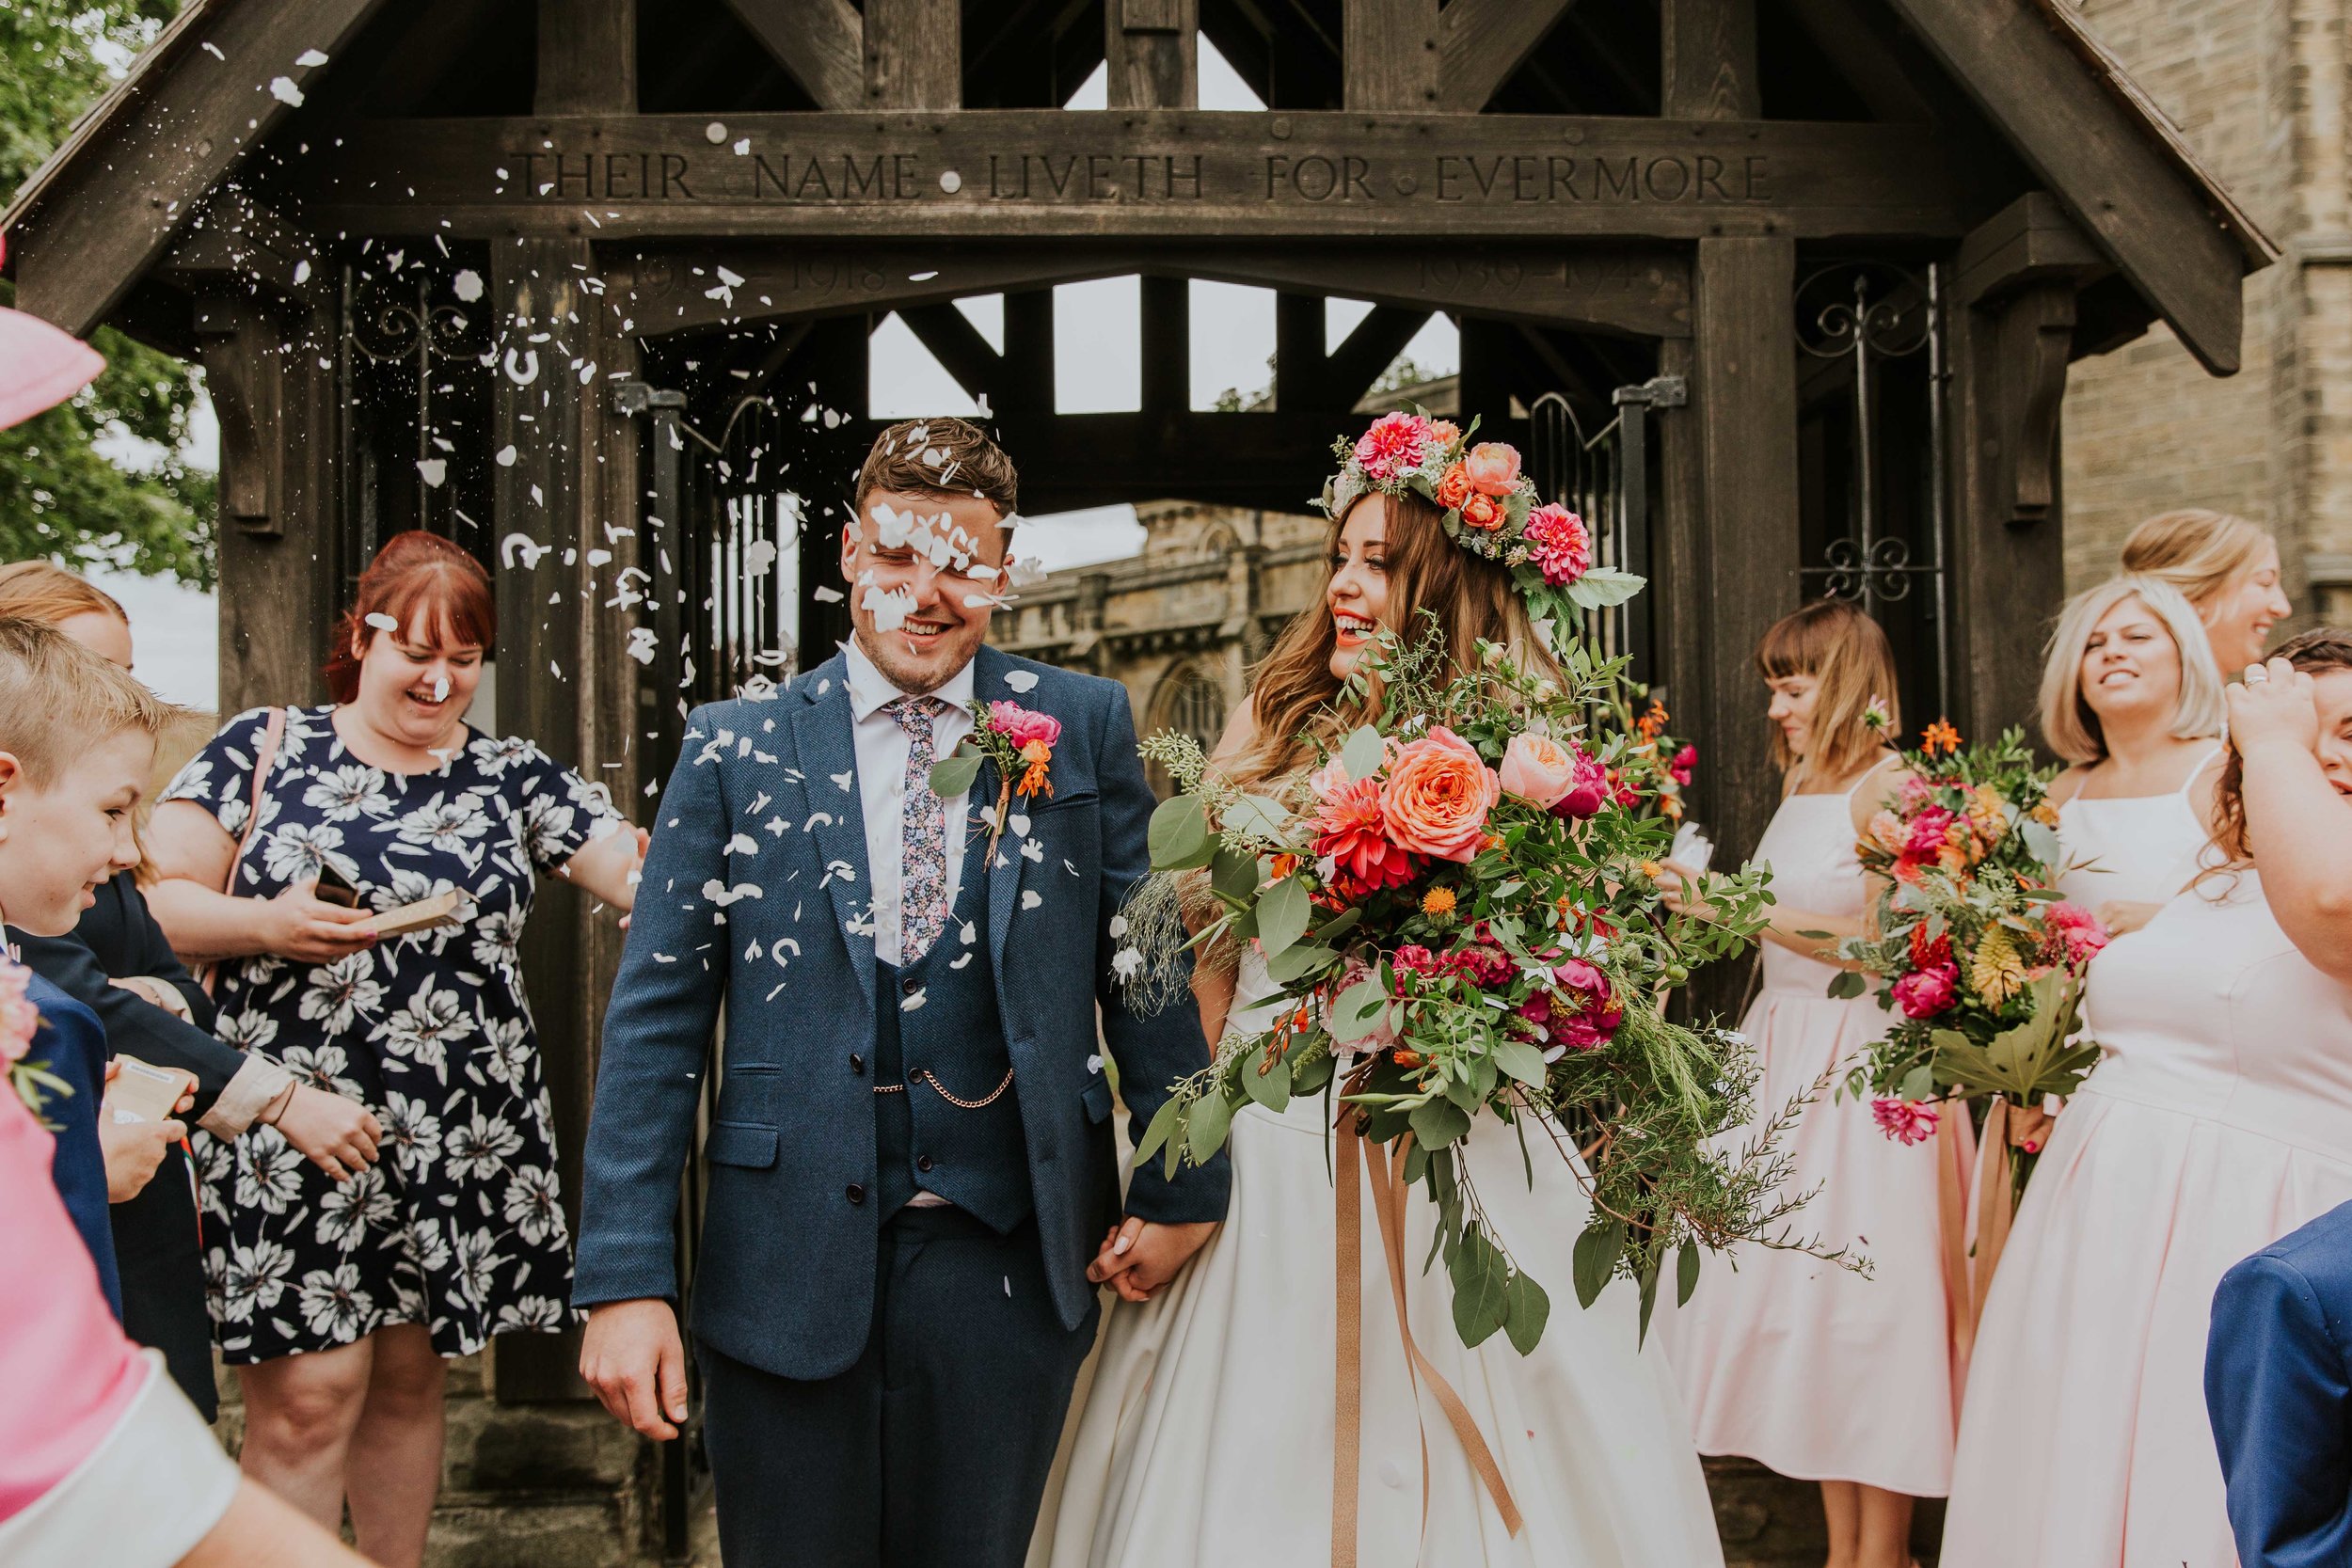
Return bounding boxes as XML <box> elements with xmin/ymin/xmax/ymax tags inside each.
<box><xmin>1526</xmin><ymin>377</ymin><xmax>1680</xmax><ymax>690</ymax></box>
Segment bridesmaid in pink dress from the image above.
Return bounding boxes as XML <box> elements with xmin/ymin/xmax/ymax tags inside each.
<box><xmin>1656</xmin><ymin>600</ymin><xmax>1949</xmax><ymax>1568</ymax></box>
<box><xmin>1940</xmin><ymin>629</ymin><xmax>2352</xmax><ymax>1568</ymax></box>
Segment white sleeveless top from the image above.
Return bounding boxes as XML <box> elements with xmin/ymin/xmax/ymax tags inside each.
<box><xmin>2055</xmin><ymin>744</ymin><xmax>2221</xmax><ymax>910</ymax></box>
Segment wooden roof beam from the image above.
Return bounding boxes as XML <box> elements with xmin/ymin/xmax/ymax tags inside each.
<box><xmin>1438</xmin><ymin>0</ymin><xmax>1578</xmax><ymax>113</ymax></box>
<box><xmin>1107</xmin><ymin>0</ymin><xmax>1200</xmax><ymax>109</ymax></box>
<box><xmin>898</xmin><ymin>302</ymin><xmax>1008</xmax><ymax>404</ymax></box>
<box><xmin>1322</xmin><ymin>306</ymin><xmax>1432</xmax><ymax>407</ymax></box>
<box><xmin>1343</xmin><ymin>0</ymin><xmax>1439</xmax><ymax>111</ymax></box>
<box><xmin>9</xmin><ymin>0</ymin><xmax>392</xmax><ymax>337</ymax></box>
<box><xmin>722</xmin><ymin>0</ymin><xmax>863</xmax><ymax>111</ymax></box>
<box><xmin>866</xmin><ymin>0</ymin><xmax>961</xmax><ymax>109</ymax></box>
<box><xmin>1883</xmin><ymin>0</ymin><xmax>2249</xmax><ymax>374</ymax></box>
<box><xmin>538</xmin><ymin>0</ymin><xmax>636</xmax><ymax>114</ymax></box>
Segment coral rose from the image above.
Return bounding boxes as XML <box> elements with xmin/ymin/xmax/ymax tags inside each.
<box><xmin>1458</xmin><ymin>492</ymin><xmax>1502</xmax><ymax>531</ymax></box>
<box><xmin>1499</xmin><ymin>731</ymin><xmax>1578</xmax><ymax>808</ymax></box>
<box><xmin>1380</xmin><ymin>727</ymin><xmax>1501</xmax><ymax>863</ymax></box>
<box><xmin>1435</xmin><ymin>462</ymin><xmax>1472</xmax><ymax>510</ymax></box>
<box><xmin>987</xmin><ymin>701</ymin><xmax>1061</xmax><ymax>749</ymax></box>
<box><xmin>1461</xmin><ymin>441</ymin><xmax>1522</xmax><ymax>497</ymax></box>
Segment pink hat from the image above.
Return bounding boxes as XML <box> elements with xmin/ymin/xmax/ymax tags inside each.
<box><xmin>0</xmin><ymin>236</ymin><xmax>107</xmax><ymax>431</ymax></box>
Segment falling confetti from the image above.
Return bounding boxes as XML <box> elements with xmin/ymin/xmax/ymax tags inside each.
<box><xmin>364</xmin><ymin>612</ymin><xmax>400</xmax><ymax>632</ymax></box>
<box><xmin>453</xmin><ymin>269</ymin><xmax>485</xmax><ymax>303</ymax></box>
<box><xmin>416</xmin><ymin>459</ymin><xmax>447</xmax><ymax>488</ymax></box>
<box><xmin>294</xmin><ymin>48</ymin><xmax>329</xmax><ymax>66</ymax></box>
<box><xmin>268</xmin><ymin>76</ymin><xmax>304</xmax><ymax>106</ymax></box>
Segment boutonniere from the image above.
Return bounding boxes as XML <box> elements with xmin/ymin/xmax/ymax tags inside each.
<box><xmin>929</xmin><ymin>701</ymin><xmax>1063</xmax><ymax>854</ymax></box>
<box><xmin>0</xmin><ymin>959</ymin><xmax>71</xmax><ymax>1129</ymax></box>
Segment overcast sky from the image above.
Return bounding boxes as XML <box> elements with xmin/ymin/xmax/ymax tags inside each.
<box><xmin>87</xmin><ymin>34</ymin><xmax>1459</xmax><ymax>707</ymax></box>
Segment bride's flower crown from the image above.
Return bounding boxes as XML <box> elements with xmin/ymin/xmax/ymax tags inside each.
<box><xmin>1316</xmin><ymin>408</ymin><xmax>1643</xmax><ymax>653</ymax></box>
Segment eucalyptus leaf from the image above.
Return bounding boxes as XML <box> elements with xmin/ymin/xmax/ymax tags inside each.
<box><xmin>1312</xmin><ymin>906</ymin><xmax>1364</xmax><ymax>943</ymax></box>
<box><xmin>1258</xmin><ymin>875</ymin><xmax>1312</xmax><ymax>959</ymax></box>
<box><xmin>1636</xmin><ymin>1259</ymin><xmax>1661</xmax><ymax>1348</ymax></box>
<box><xmin>1492</xmin><ymin>1037</ymin><xmax>1549</xmax><ymax>1088</ymax></box>
<box><xmin>928</xmin><ymin>752</ymin><xmax>983</xmax><ymax>799</ymax></box>
<box><xmin>1223</xmin><ymin>793</ymin><xmax>1294</xmax><ymax>841</ymax></box>
<box><xmin>1407</xmin><ymin>1096</ymin><xmax>1473</xmax><ymax>1151</ymax></box>
<box><xmin>1211</xmin><ymin>846</ymin><xmax>1258</xmax><ymax>902</ymax></box>
<box><xmin>2019</xmin><ymin>818</ymin><xmax>2064</xmax><ymax>870</ymax></box>
<box><xmin>1677</xmin><ymin>1240</ymin><xmax>1701</xmax><ymax>1307</ymax></box>
<box><xmin>1451</xmin><ymin>1232</ymin><xmax>1509</xmax><ymax>1348</ymax></box>
<box><xmin>1241</xmin><ymin>1042</ymin><xmax>1292</xmax><ymax>1114</ymax></box>
<box><xmin>1826</xmin><ymin>970</ymin><xmax>1867</xmax><ymax>1001</ymax></box>
<box><xmin>1342</xmin><ymin>725</ymin><xmax>1388</xmax><ymax>783</ymax></box>
<box><xmin>1571</xmin><ymin>1216</ymin><xmax>1625</xmax><ymax>1308</ymax></box>
<box><xmin>1148</xmin><ymin>795</ymin><xmax>1212</xmax><ymax>870</ymax></box>
<box><xmin>1185</xmin><ymin>1090</ymin><xmax>1236</xmax><ymax>1165</ymax></box>
<box><xmin>1502</xmin><ymin>1268</ymin><xmax>1552</xmax><ymax>1355</ymax></box>
<box><xmin>1330</xmin><ymin>976</ymin><xmax>1389</xmax><ymax>1043</ymax></box>
<box><xmin>1134</xmin><ymin>1095</ymin><xmax>1182</xmax><ymax>1167</ymax></box>
<box><xmin>1265</xmin><ymin>941</ymin><xmax>1337</xmax><ymax>985</ymax></box>
<box><xmin>1564</xmin><ymin>567</ymin><xmax>1645</xmax><ymax>610</ymax></box>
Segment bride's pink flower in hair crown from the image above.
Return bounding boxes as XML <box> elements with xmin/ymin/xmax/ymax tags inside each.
<box><xmin>1317</xmin><ymin>407</ymin><xmax>1646</xmax><ymax>653</ymax></box>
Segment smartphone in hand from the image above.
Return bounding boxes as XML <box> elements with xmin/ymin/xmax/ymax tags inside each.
<box><xmin>313</xmin><ymin>863</ymin><xmax>362</xmax><ymax>910</ymax></box>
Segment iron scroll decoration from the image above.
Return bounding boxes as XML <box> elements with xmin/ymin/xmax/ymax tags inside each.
<box><xmin>343</xmin><ymin>268</ymin><xmax>496</xmax><ymax>543</ymax></box>
<box><xmin>1793</xmin><ymin>261</ymin><xmax>1940</xmax><ymax>610</ymax></box>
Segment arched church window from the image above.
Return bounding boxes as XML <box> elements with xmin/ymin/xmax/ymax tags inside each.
<box><xmin>1146</xmin><ymin>660</ymin><xmax>1230</xmax><ymax>798</ymax></box>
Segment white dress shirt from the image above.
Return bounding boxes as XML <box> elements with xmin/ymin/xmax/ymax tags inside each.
<box><xmin>841</xmin><ymin>638</ymin><xmax>977</xmax><ymax>968</ymax></box>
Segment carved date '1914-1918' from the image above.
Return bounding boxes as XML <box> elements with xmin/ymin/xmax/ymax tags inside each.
<box><xmin>509</xmin><ymin>148</ymin><xmax>1772</xmax><ymax>208</ymax></box>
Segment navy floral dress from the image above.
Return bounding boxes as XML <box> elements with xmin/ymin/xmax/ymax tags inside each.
<box><xmin>163</xmin><ymin>705</ymin><xmax>622</xmax><ymax>1363</ymax></box>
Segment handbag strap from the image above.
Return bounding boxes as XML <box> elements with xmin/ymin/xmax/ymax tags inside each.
<box><xmin>202</xmin><ymin>706</ymin><xmax>287</xmax><ymax>999</ymax></box>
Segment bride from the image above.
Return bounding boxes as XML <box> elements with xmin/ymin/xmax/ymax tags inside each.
<box><xmin>1031</xmin><ymin>436</ymin><xmax>1725</xmax><ymax>1568</ymax></box>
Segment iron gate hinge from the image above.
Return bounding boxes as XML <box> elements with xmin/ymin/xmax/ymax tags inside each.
<box><xmin>1613</xmin><ymin>375</ymin><xmax>1687</xmax><ymax>410</ymax></box>
<box><xmin>611</xmin><ymin>376</ymin><xmax>687</xmax><ymax>417</ymax></box>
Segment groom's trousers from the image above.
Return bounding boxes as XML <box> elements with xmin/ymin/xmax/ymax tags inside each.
<box><xmin>698</xmin><ymin>1203</ymin><xmax>1099</xmax><ymax>1568</ymax></box>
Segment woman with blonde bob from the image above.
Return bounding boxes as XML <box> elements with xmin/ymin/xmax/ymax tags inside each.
<box><xmin>2039</xmin><ymin>575</ymin><xmax>2227</xmax><ymax>939</ymax></box>
<box><xmin>2121</xmin><ymin>508</ymin><xmax>2291</xmax><ymax>679</ymax></box>
<box><xmin>1656</xmin><ymin>599</ymin><xmax>1950</xmax><ymax>1568</ymax></box>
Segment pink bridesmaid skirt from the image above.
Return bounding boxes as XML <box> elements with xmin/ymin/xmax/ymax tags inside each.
<box><xmin>1940</xmin><ymin>1081</ymin><xmax>2352</xmax><ymax>1567</ymax></box>
<box><xmin>1660</xmin><ymin>989</ymin><xmax>1961</xmax><ymax>1497</ymax></box>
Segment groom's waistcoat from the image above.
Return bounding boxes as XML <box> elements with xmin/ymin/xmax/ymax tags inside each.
<box><xmin>872</xmin><ymin>881</ymin><xmax>1027</xmax><ymax>1227</ymax></box>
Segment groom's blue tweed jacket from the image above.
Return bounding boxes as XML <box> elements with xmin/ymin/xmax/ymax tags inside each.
<box><xmin>573</xmin><ymin>645</ymin><xmax>1229</xmax><ymax>1381</ymax></box>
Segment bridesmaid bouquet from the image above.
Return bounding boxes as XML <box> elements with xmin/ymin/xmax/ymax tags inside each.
<box><xmin>1833</xmin><ymin>723</ymin><xmax>2108</xmax><ymax>1184</ymax></box>
<box><xmin>1121</xmin><ymin>619</ymin><xmax>1837</xmax><ymax>1354</ymax></box>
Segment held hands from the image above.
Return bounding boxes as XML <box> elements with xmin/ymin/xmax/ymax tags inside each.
<box><xmin>581</xmin><ymin>1298</ymin><xmax>690</xmax><ymax>1440</ymax></box>
<box><xmin>99</xmin><ymin>1059</ymin><xmax>188</xmax><ymax>1202</ymax></box>
<box><xmin>2229</xmin><ymin>657</ymin><xmax>2321</xmax><ymax>758</ymax></box>
<box><xmin>1088</xmin><ymin>1216</ymin><xmax>1218</xmax><ymax>1304</ymax></box>
<box><xmin>269</xmin><ymin>1084</ymin><xmax>382</xmax><ymax>1181</ymax></box>
<box><xmin>263</xmin><ymin>879</ymin><xmax>377</xmax><ymax>963</ymax></box>
<box><xmin>2092</xmin><ymin>899</ymin><xmax>2164</xmax><ymax>940</ymax></box>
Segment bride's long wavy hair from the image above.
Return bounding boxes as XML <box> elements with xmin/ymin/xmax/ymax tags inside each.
<box><xmin>1224</xmin><ymin>488</ymin><xmax>1558</xmax><ymax>791</ymax></box>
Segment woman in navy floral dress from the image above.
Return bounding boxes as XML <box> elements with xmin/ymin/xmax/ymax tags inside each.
<box><xmin>147</xmin><ymin>532</ymin><xmax>644</xmax><ymax>1567</ymax></box>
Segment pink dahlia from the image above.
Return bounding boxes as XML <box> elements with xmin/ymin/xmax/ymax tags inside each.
<box><xmin>1872</xmin><ymin>1097</ymin><xmax>1940</xmax><ymax>1146</ymax></box>
<box><xmin>1669</xmin><ymin>744</ymin><xmax>1697</xmax><ymax>786</ymax></box>
<box><xmin>1891</xmin><ymin>961</ymin><xmax>1960</xmax><ymax>1019</ymax></box>
<box><xmin>2043</xmin><ymin>901</ymin><xmax>2111</xmax><ymax>966</ymax></box>
<box><xmin>1523</xmin><ymin>503</ymin><xmax>1593</xmax><ymax>587</ymax></box>
<box><xmin>1904</xmin><ymin>806</ymin><xmax>1958</xmax><ymax>860</ymax></box>
<box><xmin>1311</xmin><ymin>771</ymin><xmax>1421</xmax><ymax>896</ymax></box>
<box><xmin>1547</xmin><ymin>746</ymin><xmax>1613</xmax><ymax>820</ymax></box>
<box><xmin>1353</xmin><ymin>411</ymin><xmax>1435</xmax><ymax>483</ymax></box>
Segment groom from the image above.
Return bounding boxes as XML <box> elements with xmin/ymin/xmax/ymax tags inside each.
<box><xmin>573</xmin><ymin>417</ymin><xmax>1228</xmax><ymax>1567</ymax></box>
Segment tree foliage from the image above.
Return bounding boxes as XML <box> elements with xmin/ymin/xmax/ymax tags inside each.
<box><xmin>2</xmin><ymin>1</ymin><xmax>217</xmax><ymax>586</ymax></box>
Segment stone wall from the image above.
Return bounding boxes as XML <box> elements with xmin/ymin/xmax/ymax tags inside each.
<box><xmin>2060</xmin><ymin>0</ymin><xmax>2352</xmax><ymax>624</ymax></box>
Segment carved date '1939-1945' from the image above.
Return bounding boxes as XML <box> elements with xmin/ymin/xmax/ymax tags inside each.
<box><xmin>509</xmin><ymin>148</ymin><xmax>1772</xmax><ymax>207</ymax></box>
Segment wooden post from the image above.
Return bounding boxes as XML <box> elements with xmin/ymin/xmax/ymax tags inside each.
<box><xmin>486</xmin><ymin>237</ymin><xmax>602</xmax><ymax>1402</ymax></box>
<box><xmin>1106</xmin><ymin>0</ymin><xmax>1198</xmax><ymax>110</ymax></box>
<box><xmin>1343</xmin><ymin>0</ymin><xmax>1440</xmax><ymax>111</ymax></box>
<box><xmin>865</xmin><ymin>0</ymin><xmax>960</xmax><ymax>109</ymax></box>
<box><xmin>1140</xmin><ymin>275</ymin><xmax>1190</xmax><ymax>414</ymax></box>
<box><xmin>199</xmin><ymin>296</ymin><xmax>342</xmax><ymax>712</ymax></box>
<box><xmin>536</xmin><ymin>0</ymin><xmax>637</xmax><ymax>114</ymax></box>
<box><xmin>1687</xmin><ymin>236</ymin><xmax>1800</xmax><ymax>871</ymax></box>
<box><xmin>1661</xmin><ymin>0</ymin><xmax>1760</xmax><ymax>120</ymax></box>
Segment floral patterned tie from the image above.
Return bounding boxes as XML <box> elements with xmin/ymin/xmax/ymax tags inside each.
<box><xmin>887</xmin><ymin>695</ymin><xmax>952</xmax><ymax>963</ymax></box>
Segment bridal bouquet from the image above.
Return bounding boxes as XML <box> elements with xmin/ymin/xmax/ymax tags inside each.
<box><xmin>1123</xmin><ymin>620</ymin><xmax>1832</xmax><ymax>1354</ymax></box>
<box><xmin>1835</xmin><ymin>723</ymin><xmax>2107</xmax><ymax>1197</ymax></box>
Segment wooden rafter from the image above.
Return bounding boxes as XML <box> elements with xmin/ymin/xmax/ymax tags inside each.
<box><xmin>8</xmin><ymin>0</ymin><xmax>392</xmax><ymax>336</ymax></box>
<box><xmin>722</xmin><ymin>0</ymin><xmax>863</xmax><ymax>111</ymax></box>
<box><xmin>1343</xmin><ymin>0</ymin><xmax>1438</xmax><ymax>110</ymax></box>
<box><xmin>1884</xmin><ymin>0</ymin><xmax>2265</xmax><ymax>374</ymax></box>
<box><xmin>1438</xmin><ymin>0</ymin><xmax>1577</xmax><ymax>113</ymax></box>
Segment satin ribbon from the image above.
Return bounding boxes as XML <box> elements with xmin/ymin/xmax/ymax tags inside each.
<box><xmin>1331</xmin><ymin>1117</ymin><xmax>1523</xmax><ymax>1566</ymax></box>
<box><xmin>1969</xmin><ymin>1098</ymin><xmax>2016</xmax><ymax>1333</ymax></box>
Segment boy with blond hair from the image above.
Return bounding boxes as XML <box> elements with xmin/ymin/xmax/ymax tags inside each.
<box><xmin>0</xmin><ymin>615</ymin><xmax>184</xmax><ymax>1305</ymax></box>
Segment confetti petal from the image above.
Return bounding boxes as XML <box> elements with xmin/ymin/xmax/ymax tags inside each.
<box><xmin>1003</xmin><ymin>671</ymin><xmax>1039</xmax><ymax>693</ymax></box>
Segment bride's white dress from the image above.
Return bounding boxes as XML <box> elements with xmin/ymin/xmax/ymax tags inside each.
<box><xmin>1031</xmin><ymin>947</ymin><xmax>1726</xmax><ymax>1568</ymax></box>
